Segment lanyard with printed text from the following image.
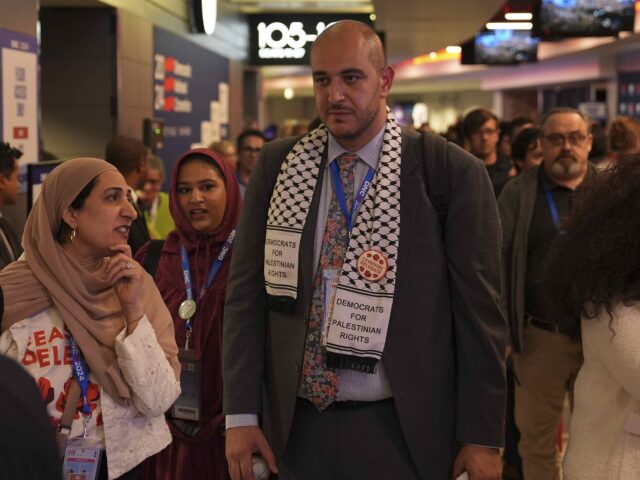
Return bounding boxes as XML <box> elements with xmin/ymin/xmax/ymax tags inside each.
<box><xmin>544</xmin><ymin>190</ymin><xmax>566</xmax><ymax>236</ymax></box>
<box><xmin>69</xmin><ymin>334</ymin><xmax>92</xmax><ymax>438</ymax></box>
<box><xmin>180</xmin><ymin>230</ymin><xmax>236</xmax><ymax>302</ymax></box>
<box><xmin>179</xmin><ymin>231</ymin><xmax>235</xmax><ymax>349</ymax></box>
<box><xmin>330</xmin><ymin>160</ymin><xmax>375</xmax><ymax>232</ymax></box>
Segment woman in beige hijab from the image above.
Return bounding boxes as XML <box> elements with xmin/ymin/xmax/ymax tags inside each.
<box><xmin>0</xmin><ymin>158</ymin><xmax>181</xmax><ymax>479</ymax></box>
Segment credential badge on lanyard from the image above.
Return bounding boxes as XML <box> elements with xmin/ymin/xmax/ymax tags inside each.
<box><xmin>62</xmin><ymin>336</ymin><xmax>103</xmax><ymax>480</ymax></box>
<box><xmin>172</xmin><ymin>230</ymin><xmax>236</xmax><ymax>422</ymax></box>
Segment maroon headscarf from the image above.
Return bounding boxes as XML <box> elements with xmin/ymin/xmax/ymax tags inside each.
<box><xmin>167</xmin><ymin>148</ymin><xmax>241</xmax><ymax>253</ymax></box>
<box><xmin>137</xmin><ymin>148</ymin><xmax>240</xmax><ymax>456</ymax></box>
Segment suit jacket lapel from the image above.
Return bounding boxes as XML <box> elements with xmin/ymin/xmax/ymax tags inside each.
<box><xmin>0</xmin><ymin>239</ymin><xmax>11</xmax><ymax>267</ymax></box>
<box><xmin>0</xmin><ymin>217</ymin><xmax>20</xmax><ymax>264</ymax></box>
<box><xmin>395</xmin><ymin>131</ymin><xmax>421</xmax><ymax>288</ymax></box>
<box><xmin>298</xmin><ymin>149</ymin><xmax>328</xmax><ymax>317</ymax></box>
<box><xmin>0</xmin><ymin>217</ymin><xmax>14</xmax><ymax>269</ymax></box>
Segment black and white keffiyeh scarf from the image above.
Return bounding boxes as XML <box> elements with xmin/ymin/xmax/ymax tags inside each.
<box><xmin>264</xmin><ymin>109</ymin><xmax>401</xmax><ymax>372</ymax></box>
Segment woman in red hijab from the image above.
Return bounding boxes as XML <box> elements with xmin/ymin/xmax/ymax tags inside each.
<box><xmin>136</xmin><ymin>148</ymin><xmax>241</xmax><ymax>480</ymax></box>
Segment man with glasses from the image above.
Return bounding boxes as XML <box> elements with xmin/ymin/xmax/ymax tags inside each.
<box><xmin>138</xmin><ymin>153</ymin><xmax>174</xmax><ymax>239</ymax></box>
<box><xmin>236</xmin><ymin>129</ymin><xmax>266</xmax><ymax>197</ymax></box>
<box><xmin>498</xmin><ymin>107</ymin><xmax>595</xmax><ymax>480</ymax></box>
<box><xmin>462</xmin><ymin>108</ymin><xmax>514</xmax><ymax>195</ymax></box>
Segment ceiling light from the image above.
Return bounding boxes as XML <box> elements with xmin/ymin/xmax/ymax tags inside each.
<box><xmin>284</xmin><ymin>87</ymin><xmax>294</xmax><ymax>100</ymax></box>
<box><xmin>369</xmin><ymin>13</ymin><xmax>376</xmax><ymax>21</ymax></box>
<box><xmin>192</xmin><ymin>0</ymin><xmax>217</xmax><ymax>35</ymax></box>
<box><xmin>486</xmin><ymin>22</ymin><xmax>533</xmax><ymax>30</ymax></box>
<box><xmin>429</xmin><ymin>52</ymin><xmax>437</xmax><ymax>58</ymax></box>
<box><xmin>505</xmin><ymin>12</ymin><xmax>533</xmax><ymax>21</ymax></box>
<box><xmin>445</xmin><ymin>46</ymin><xmax>461</xmax><ymax>54</ymax></box>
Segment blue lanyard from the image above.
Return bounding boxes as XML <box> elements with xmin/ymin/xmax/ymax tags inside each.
<box><xmin>69</xmin><ymin>335</ymin><xmax>92</xmax><ymax>417</ymax></box>
<box><xmin>330</xmin><ymin>159</ymin><xmax>375</xmax><ymax>232</ymax></box>
<box><xmin>544</xmin><ymin>190</ymin><xmax>566</xmax><ymax>236</ymax></box>
<box><xmin>180</xmin><ymin>229</ymin><xmax>236</xmax><ymax>303</ymax></box>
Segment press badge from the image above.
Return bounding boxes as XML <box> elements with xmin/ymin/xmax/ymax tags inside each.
<box><xmin>171</xmin><ymin>348</ymin><xmax>201</xmax><ymax>421</ymax></box>
<box><xmin>321</xmin><ymin>269</ymin><xmax>340</xmax><ymax>346</ymax></box>
<box><xmin>62</xmin><ymin>438</ymin><xmax>103</xmax><ymax>480</ymax></box>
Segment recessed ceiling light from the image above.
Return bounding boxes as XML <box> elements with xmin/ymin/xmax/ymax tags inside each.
<box><xmin>505</xmin><ymin>12</ymin><xmax>533</xmax><ymax>21</ymax></box>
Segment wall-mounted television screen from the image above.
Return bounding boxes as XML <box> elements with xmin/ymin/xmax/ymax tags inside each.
<box><xmin>462</xmin><ymin>29</ymin><xmax>539</xmax><ymax>65</ymax></box>
<box><xmin>536</xmin><ymin>0</ymin><xmax>636</xmax><ymax>39</ymax></box>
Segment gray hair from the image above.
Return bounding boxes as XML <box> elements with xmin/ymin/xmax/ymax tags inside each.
<box><xmin>147</xmin><ymin>153</ymin><xmax>165</xmax><ymax>177</ymax></box>
<box><xmin>540</xmin><ymin>107</ymin><xmax>589</xmax><ymax>131</ymax></box>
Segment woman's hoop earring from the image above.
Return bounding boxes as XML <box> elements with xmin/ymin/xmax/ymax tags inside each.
<box><xmin>70</xmin><ymin>228</ymin><xmax>76</xmax><ymax>244</ymax></box>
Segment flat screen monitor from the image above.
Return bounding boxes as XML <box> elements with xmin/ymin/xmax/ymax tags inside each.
<box><xmin>465</xmin><ymin>29</ymin><xmax>539</xmax><ymax>65</ymax></box>
<box><xmin>536</xmin><ymin>0</ymin><xmax>636</xmax><ymax>39</ymax></box>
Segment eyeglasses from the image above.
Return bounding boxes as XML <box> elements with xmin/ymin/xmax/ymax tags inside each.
<box><xmin>241</xmin><ymin>147</ymin><xmax>262</xmax><ymax>154</ymax></box>
<box><xmin>471</xmin><ymin>128</ymin><xmax>499</xmax><ymax>137</ymax></box>
<box><xmin>542</xmin><ymin>133</ymin><xmax>588</xmax><ymax>147</ymax></box>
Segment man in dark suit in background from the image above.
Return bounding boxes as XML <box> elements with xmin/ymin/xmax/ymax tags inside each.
<box><xmin>235</xmin><ymin>128</ymin><xmax>266</xmax><ymax>198</ymax></box>
<box><xmin>461</xmin><ymin>108</ymin><xmax>515</xmax><ymax>196</ymax></box>
<box><xmin>223</xmin><ymin>20</ymin><xmax>506</xmax><ymax>480</ymax></box>
<box><xmin>0</xmin><ymin>142</ymin><xmax>24</xmax><ymax>269</ymax></box>
<box><xmin>105</xmin><ymin>135</ymin><xmax>150</xmax><ymax>255</ymax></box>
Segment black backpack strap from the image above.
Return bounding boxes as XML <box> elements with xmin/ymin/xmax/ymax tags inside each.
<box><xmin>142</xmin><ymin>239</ymin><xmax>165</xmax><ymax>278</ymax></box>
<box><xmin>421</xmin><ymin>131</ymin><xmax>449</xmax><ymax>226</ymax></box>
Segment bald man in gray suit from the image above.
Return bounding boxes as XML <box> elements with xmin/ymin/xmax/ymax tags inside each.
<box><xmin>223</xmin><ymin>21</ymin><xmax>507</xmax><ymax>480</ymax></box>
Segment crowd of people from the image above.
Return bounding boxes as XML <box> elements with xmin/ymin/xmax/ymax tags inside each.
<box><xmin>2</xmin><ymin>19</ymin><xmax>640</xmax><ymax>480</ymax></box>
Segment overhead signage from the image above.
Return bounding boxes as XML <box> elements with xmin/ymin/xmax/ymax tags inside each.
<box><xmin>248</xmin><ymin>13</ymin><xmax>374</xmax><ymax>66</ymax></box>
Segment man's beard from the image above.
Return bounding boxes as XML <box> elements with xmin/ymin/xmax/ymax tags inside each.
<box><xmin>323</xmin><ymin>101</ymin><xmax>380</xmax><ymax>143</ymax></box>
<box><xmin>549</xmin><ymin>156</ymin><xmax>583</xmax><ymax>179</ymax></box>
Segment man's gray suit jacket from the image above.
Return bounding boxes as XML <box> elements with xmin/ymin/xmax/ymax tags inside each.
<box><xmin>223</xmin><ymin>128</ymin><xmax>507</xmax><ymax>480</ymax></box>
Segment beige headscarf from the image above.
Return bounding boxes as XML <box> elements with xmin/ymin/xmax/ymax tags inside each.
<box><xmin>0</xmin><ymin>157</ymin><xmax>179</xmax><ymax>403</ymax></box>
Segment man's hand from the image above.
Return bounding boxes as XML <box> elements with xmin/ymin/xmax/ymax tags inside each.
<box><xmin>226</xmin><ymin>426</ymin><xmax>278</xmax><ymax>480</ymax></box>
<box><xmin>453</xmin><ymin>445</ymin><xmax>502</xmax><ymax>480</ymax></box>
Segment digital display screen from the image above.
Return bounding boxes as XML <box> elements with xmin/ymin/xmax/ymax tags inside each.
<box><xmin>475</xmin><ymin>29</ymin><xmax>539</xmax><ymax>64</ymax></box>
<box><xmin>537</xmin><ymin>0</ymin><xmax>635</xmax><ymax>38</ymax></box>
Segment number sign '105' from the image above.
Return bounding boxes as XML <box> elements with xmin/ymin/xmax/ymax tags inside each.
<box><xmin>257</xmin><ymin>21</ymin><xmax>336</xmax><ymax>49</ymax></box>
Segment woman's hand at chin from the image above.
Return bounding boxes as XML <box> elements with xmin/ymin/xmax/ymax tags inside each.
<box><xmin>105</xmin><ymin>243</ymin><xmax>145</xmax><ymax>328</ymax></box>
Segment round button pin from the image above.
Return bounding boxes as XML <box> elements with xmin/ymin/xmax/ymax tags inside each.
<box><xmin>356</xmin><ymin>250</ymin><xmax>388</xmax><ymax>282</ymax></box>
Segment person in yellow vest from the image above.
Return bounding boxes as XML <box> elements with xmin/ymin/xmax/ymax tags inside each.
<box><xmin>139</xmin><ymin>154</ymin><xmax>175</xmax><ymax>239</ymax></box>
